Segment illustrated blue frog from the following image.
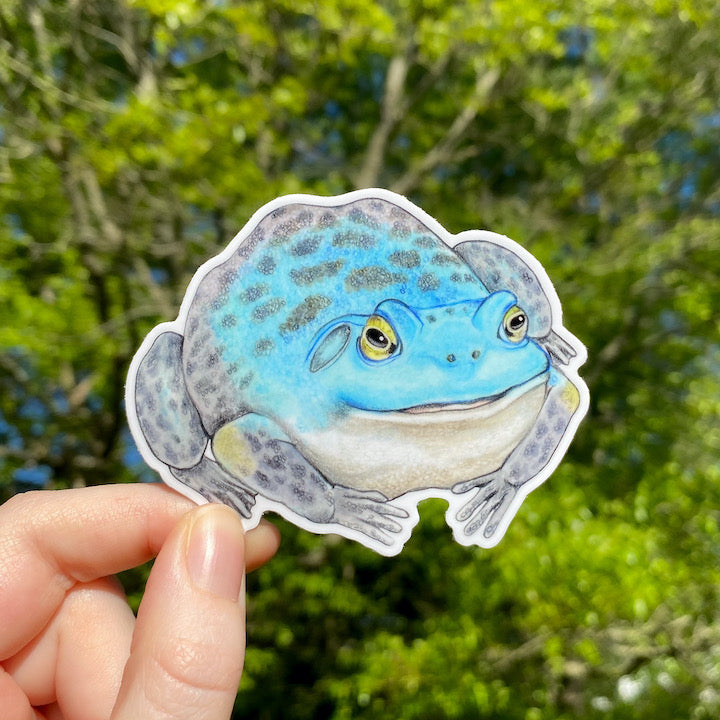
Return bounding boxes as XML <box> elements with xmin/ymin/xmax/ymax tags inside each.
<box><xmin>127</xmin><ymin>190</ymin><xmax>588</xmax><ymax>555</ymax></box>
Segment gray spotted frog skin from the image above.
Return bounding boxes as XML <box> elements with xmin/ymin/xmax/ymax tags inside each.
<box><xmin>127</xmin><ymin>190</ymin><xmax>589</xmax><ymax>556</ymax></box>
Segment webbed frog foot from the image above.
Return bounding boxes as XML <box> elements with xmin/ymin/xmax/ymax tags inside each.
<box><xmin>453</xmin><ymin>472</ymin><xmax>518</xmax><ymax>539</ymax></box>
<box><xmin>172</xmin><ymin>457</ymin><xmax>256</xmax><ymax>519</ymax></box>
<box><xmin>331</xmin><ymin>486</ymin><xmax>409</xmax><ymax>547</ymax></box>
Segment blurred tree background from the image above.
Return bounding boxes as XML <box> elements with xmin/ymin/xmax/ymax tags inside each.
<box><xmin>1</xmin><ymin>0</ymin><xmax>719</xmax><ymax>717</ymax></box>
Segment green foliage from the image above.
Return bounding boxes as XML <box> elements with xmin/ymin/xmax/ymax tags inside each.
<box><xmin>1</xmin><ymin>0</ymin><xmax>719</xmax><ymax>717</ymax></box>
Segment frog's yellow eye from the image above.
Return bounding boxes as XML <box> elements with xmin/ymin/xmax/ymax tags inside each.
<box><xmin>502</xmin><ymin>306</ymin><xmax>528</xmax><ymax>343</ymax></box>
<box><xmin>359</xmin><ymin>315</ymin><xmax>399</xmax><ymax>361</ymax></box>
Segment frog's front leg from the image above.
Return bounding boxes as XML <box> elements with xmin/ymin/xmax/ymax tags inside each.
<box><xmin>212</xmin><ymin>414</ymin><xmax>408</xmax><ymax>546</ymax></box>
<box><xmin>452</xmin><ymin>371</ymin><xmax>581</xmax><ymax>541</ymax></box>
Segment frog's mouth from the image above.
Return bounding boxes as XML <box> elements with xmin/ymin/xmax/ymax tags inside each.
<box><xmin>391</xmin><ymin>372</ymin><xmax>548</xmax><ymax>423</ymax></box>
<box><xmin>296</xmin><ymin>373</ymin><xmax>549</xmax><ymax>499</ymax></box>
<box><xmin>401</xmin><ymin>392</ymin><xmax>507</xmax><ymax>415</ymax></box>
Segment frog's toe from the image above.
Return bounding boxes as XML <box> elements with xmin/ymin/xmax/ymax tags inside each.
<box><xmin>332</xmin><ymin>487</ymin><xmax>408</xmax><ymax>541</ymax></box>
<box><xmin>224</xmin><ymin>490</ymin><xmax>256</xmax><ymax>518</ymax></box>
<box><xmin>455</xmin><ymin>483</ymin><xmax>499</xmax><ymax>522</ymax></box>
<box><xmin>463</xmin><ymin>494</ymin><xmax>503</xmax><ymax>536</ymax></box>
<box><xmin>460</xmin><ymin>485</ymin><xmax>516</xmax><ymax>538</ymax></box>
<box><xmin>357</xmin><ymin>491</ymin><xmax>409</xmax><ymax>519</ymax></box>
<box><xmin>452</xmin><ymin>473</ymin><xmax>496</xmax><ymax>495</ymax></box>
<box><xmin>342</xmin><ymin>517</ymin><xmax>396</xmax><ymax>546</ymax></box>
<box><xmin>344</xmin><ymin>505</ymin><xmax>406</xmax><ymax>534</ymax></box>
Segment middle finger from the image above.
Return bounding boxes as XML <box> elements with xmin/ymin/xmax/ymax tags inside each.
<box><xmin>6</xmin><ymin>576</ymin><xmax>135</xmax><ymax>720</ymax></box>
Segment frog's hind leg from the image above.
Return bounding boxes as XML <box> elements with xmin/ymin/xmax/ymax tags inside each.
<box><xmin>130</xmin><ymin>330</ymin><xmax>256</xmax><ymax>517</ymax></box>
<box><xmin>213</xmin><ymin>414</ymin><xmax>409</xmax><ymax>547</ymax></box>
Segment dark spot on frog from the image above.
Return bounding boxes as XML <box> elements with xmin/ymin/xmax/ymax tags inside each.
<box><xmin>254</xmin><ymin>338</ymin><xmax>274</xmax><ymax>357</ymax></box>
<box><xmin>280</xmin><ymin>295</ymin><xmax>333</xmax><ymax>333</ymax></box>
<box><xmin>297</xmin><ymin>211</ymin><xmax>313</xmax><ymax>227</ymax></box>
<box><xmin>244</xmin><ymin>432</ymin><xmax>262</xmax><ymax>454</ymax></box>
<box><xmin>221</xmin><ymin>314</ymin><xmax>237</xmax><ymax>328</ymax></box>
<box><xmin>345</xmin><ymin>266</ymin><xmax>406</xmax><ymax>291</ymax></box>
<box><xmin>238</xmin><ymin>227</ymin><xmax>264</xmax><ymax>259</ymax></box>
<box><xmin>272</xmin><ymin>214</ymin><xmax>313</xmax><ymax>241</ymax></box>
<box><xmin>318</xmin><ymin>211</ymin><xmax>336</xmax><ymax>228</ymax></box>
<box><xmin>391</xmin><ymin>222</ymin><xmax>410</xmax><ymax>237</ymax></box>
<box><xmin>256</xmin><ymin>255</ymin><xmax>276</xmax><ymax>275</ymax></box>
<box><xmin>218</xmin><ymin>268</ymin><xmax>238</xmax><ymax>286</ymax></box>
<box><xmin>332</xmin><ymin>229</ymin><xmax>376</xmax><ymax>249</ymax></box>
<box><xmin>195</xmin><ymin>378</ymin><xmax>218</xmax><ymax>400</ymax></box>
<box><xmin>238</xmin><ymin>372</ymin><xmax>254</xmax><ymax>389</ymax></box>
<box><xmin>349</xmin><ymin>208</ymin><xmax>380</xmax><ymax>229</ymax></box>
<box><xmin>268</xmin><ymin>222</ymin><xmax>298</xmax><ymax>244</ymax></box>
<box><xmin>292</xmin><ymin>485</ymin><xmax>311</xmax><ymax>504</ymax></box>
<box><xmin>254</xmin><ymin>471</ymin><xmax>271</xmax><ymax>489</ymax></box>
<box><xmin>240</xmin><ymin>283</ymin><xmax>269</xmax><ymax>303</ymax></box>
<box><xmin>210</xmin><ymin>295</ymin><xmax>230</xmax><ymax>312</ymax></box>
<box><xmin>388</xmin><ymin>250</ymin><xmax>420</xmax><ymax>268</ymax></box>
<box><xmin>188</xmin><ymin>337</ymin><xmax>204</xmax><ymax>359</ymax></box>
<box><xmin>413</xmin><ymin>234</ymin><xmax>437</xmax><ymax>248</ymax></box>
<box><xmin>252</xmin><ymin>297</ymin><xmax>286</xmax><ymax>322</ymax></box>
<box><xmin>290</xmin><ymin>234</ymin><xmax>321</xmax><ymax>256</ymax></box>
<box><xmin>289</xmin><ymin>259</ymin><xmax>344</xmax><ymax>286</ymax></box>
<box><xmin>427</xmin><ymin>314</ymin><xmax>436</xmax><ymax>323</ymax></box>
<box><xmin>264</xmin><ymin>453</ymin><xmax>287</xmax><ymax>471</ymax></box>
<box><xmin>418</xmin><ymin>272</ymin><xmax>439</xmax><ymax>292</ymax></box>
<box><xmin>430</xmin><ymin>252</ymin><xmax>463</xmax><ymax>267</ymax></box>
<box><xmin>292</xmin><ymin>463</ymin><xmax>307</xmax><ymax>479</ymax></box>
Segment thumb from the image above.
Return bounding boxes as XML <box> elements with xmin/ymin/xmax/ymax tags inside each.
<box><xmin>112</xmin><ymin>504</ymin><xmax>247</xmax><ymax>720</ymax></box>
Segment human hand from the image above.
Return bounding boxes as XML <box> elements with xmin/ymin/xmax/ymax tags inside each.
<box><xmin>0</xmin><ymin>483</ymin><xmax>280</xmax><ymax>720</ymax></box>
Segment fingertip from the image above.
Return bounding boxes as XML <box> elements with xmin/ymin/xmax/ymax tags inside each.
<box><xmin>245</xmin><ymin>520</ymin><xmax>281</xmax><ymax>573</ymax></box>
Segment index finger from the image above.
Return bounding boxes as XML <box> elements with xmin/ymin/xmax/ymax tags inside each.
<box><xmin>0</xmin><ymin>483</ymin><xmax>194</xmax><ymax>660</ymax></box>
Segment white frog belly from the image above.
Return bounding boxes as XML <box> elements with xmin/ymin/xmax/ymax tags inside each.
<box><xmin>296</xmin><ymin>376</ymin><xmax>548</xmax><ymax>498</ymax></box>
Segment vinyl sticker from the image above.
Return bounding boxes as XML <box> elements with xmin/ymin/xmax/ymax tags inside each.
<box><xmin>126</xmin><ymin>190</ymin><xmax>589</xmax><ymax>556</ymax></box>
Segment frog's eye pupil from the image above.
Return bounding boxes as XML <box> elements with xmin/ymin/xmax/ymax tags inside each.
<box><xmin>509</xmin><ymin>313</ymin><xmax>526</xmax><ymax>331</ymax></box>
<box><xmin>365</xmin><ymin>327</ymin><xmax>389</xmax><ymax>348</ymax></box>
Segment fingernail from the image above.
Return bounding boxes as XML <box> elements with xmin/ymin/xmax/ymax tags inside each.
<box><xmin>185</xmin><ymin>506</ymin><xmax>245</xmax><ymax>601</ymax></box>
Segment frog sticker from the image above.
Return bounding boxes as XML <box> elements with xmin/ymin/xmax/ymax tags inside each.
<box><xmin>126</xmin><ymin>190</ymin><xmax>589</xmax><ymax>556</ymax></box>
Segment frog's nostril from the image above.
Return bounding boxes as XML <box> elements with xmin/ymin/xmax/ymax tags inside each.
<box><xmin>446</xmin><ymin>353</ymin><xmax>456</xmax><ymax>363</ymax></box>
<box><xmin>472</xmin><ymin>350</ymin><xmax>481</xmax><ymax>360</ymax></box>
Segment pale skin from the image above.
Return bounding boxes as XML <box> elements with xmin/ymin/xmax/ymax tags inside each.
<box><xmin>0</xmin><ymin>483</ymin><xmax>281</xmax><ymax>720</ymax></box>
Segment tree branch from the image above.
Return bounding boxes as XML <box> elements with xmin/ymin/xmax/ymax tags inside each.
<box><xmin>355</xmin><ymin>49</ymin><xmax>413</xmax><ymax>189</ymax></box>
<box><xmin>391</xmin><ymin>67</ymin><xmax>500</xmax><ymax>196</ymax></box>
